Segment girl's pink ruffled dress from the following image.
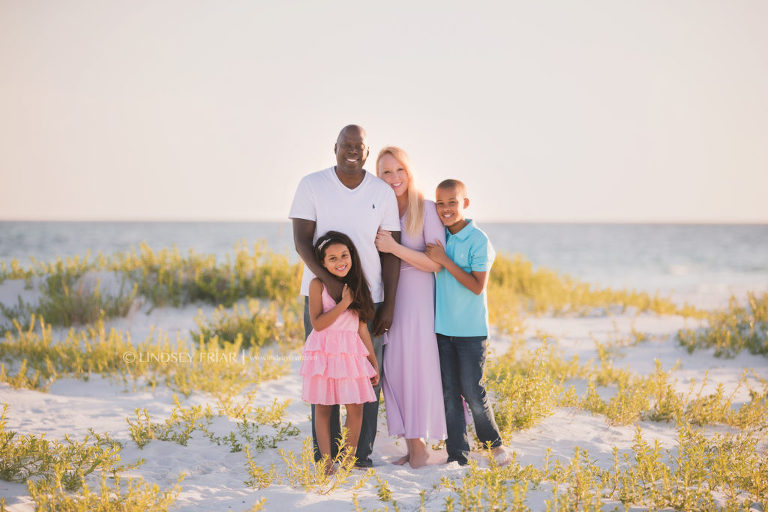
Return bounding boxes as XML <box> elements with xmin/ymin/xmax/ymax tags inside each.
<box><xmin>301</xmin><ymin>285</ymin><xmax>377</xmax><ymax>405</ymax></box>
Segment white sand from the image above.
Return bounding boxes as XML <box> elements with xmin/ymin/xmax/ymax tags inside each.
<box><xmin>1</xmin><ymin>278</ymin><xmax>766</xmax><ymax>511</ymax></box>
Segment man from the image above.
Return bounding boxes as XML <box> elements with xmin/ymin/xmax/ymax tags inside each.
<box><xmin>289</xmin><ymin>124</ymin><xmax>401</xmax><ymax>467</ymax></box>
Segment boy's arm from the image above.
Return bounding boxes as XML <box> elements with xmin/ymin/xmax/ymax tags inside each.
<box><xmin>425</xmin><ymin>240</ymin><xmax>489</xmax><ymax>295</ymax></box>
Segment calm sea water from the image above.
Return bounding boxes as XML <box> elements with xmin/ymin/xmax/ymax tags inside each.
<box><xmin>1</xmin><ymin>221</ymin><xmax>767</xmax><ymax>308</ymax></box>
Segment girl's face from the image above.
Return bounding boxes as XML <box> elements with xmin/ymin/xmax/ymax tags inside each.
<box><xmin>378</xmin><ymin>153</ymin><xmax>409</xmax><ymax>198</ymax></box>
<box><xmin>322</xmin><ymin>243</ymin><xmax>352</xmax><ymax>278</ymax></box>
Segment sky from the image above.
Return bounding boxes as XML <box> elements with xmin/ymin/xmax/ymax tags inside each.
<box><xmin>1</xmin><ymin>0</ymin><xmax>767</xmax><ymax>223</ymax></box>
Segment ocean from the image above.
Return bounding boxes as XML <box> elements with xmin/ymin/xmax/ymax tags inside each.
<box><xmin>1</xmin><ymin>221</ymin><xmax>766</xmax><ymax>309</ymax></box>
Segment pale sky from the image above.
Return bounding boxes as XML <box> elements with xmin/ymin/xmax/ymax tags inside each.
<box><xmin>1</xmin><ymin>0</ymin><xmax>766</xmax><ymax>222</ymax></box>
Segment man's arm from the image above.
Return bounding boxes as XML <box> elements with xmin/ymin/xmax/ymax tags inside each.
<box><xmin>373</xmin><ymin>230</ymin><xmax>401</xmax><ymax>336</ymax></box>
<box><xmin>291</xmin><ymin>218</ymin><xmax>343</xmax><ymax>300</ymax></box>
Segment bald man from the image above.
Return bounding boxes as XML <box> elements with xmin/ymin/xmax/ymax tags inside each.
<box><xmin>289</xmin><ymin>124</ymin><xmax>401</xmax><ymax>467</ymax></box>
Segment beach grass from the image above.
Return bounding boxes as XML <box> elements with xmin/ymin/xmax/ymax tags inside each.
<box><xmin>677</xmin><ymin>292</ymin><xmax>768</xmax><ymax>357</ymax></box>
<box><xmin>2</xmin><ymin>243</ymin><xmax>710</xmax><ymax>338</ymax></box>
<box><xmin>486</xmin><ymin>332</ymin><xmax>768</xmax><ymax>438</ymax></box>
<box><xmin>1</xmin><ymin>242</ymin><xmax>767</xmax><ymax>510</ymax></box>
<box><xmin>0</xmin><ymin>317</ymin><xmax>290</xmax><ymax>399</ymax></box>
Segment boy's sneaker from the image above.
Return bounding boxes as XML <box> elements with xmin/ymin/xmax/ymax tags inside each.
<box><xmin>491</xmin><ymin>446</ymin><xmax>511</xmax><ymax>466</ymax></box>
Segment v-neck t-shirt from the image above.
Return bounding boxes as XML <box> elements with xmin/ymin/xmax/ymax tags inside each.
<box><xmin>289</xmin><ymin>167</ymin><xmax>400</xmax><ymax>302</ymax></box>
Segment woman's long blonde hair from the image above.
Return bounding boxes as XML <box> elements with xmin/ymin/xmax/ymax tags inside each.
<box><xmin>376</xmin><ymin>146</ymin><xmax>424</xmax><ymax>237</ymax></box>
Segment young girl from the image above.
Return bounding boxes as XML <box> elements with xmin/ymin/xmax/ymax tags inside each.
<box><xmin>300</xmin><ymin>231</ymin><xmax>379</xmax><ymax>473</ymax></box>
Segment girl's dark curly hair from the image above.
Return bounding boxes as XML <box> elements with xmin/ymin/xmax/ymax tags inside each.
<box><xmin>313</xmin><ymin>231</ymin><xmax>374</xmax><ymax>322</ymax></box>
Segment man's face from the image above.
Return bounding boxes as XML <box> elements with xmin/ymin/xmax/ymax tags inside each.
<box><xmin>334</xmin><ymin>129</ymin><xmax>369</xmax><ymax>173</ymax></box>
<box><xmin>435</xmin><ymin>186</ymin><xmax>469</xmax><ymax>228</ymax></box>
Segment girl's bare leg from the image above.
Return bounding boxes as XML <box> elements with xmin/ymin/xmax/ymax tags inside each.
<box><xmin>343</xmin><ymin>403</ymin><xmax>363</xmax><ymax>456</ymax></box>
<box><xmin>315</xmin><ymin>405</ymin><xmax>334</xmax><ymax>474</ymax></box>
<box><xmin>407</xmin><ymin>438</ymin><xmax>430</xmax><ymax>469</ymax></box>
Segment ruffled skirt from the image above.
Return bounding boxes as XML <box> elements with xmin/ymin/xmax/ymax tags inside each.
<box><xmin>300</xmin><ymin>329</ymin><xmax>377</xmax><ymax>405</ymax></box>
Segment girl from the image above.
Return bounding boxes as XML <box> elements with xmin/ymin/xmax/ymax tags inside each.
<box><xmin>300</xmin><ymin>231</ymin><xmax>380</xmax><ymax>473</ymax></box>
<box><xmin>374</xmin><ymin>146</ymin><xmax>447</xmax><ymax>468</ymax></box>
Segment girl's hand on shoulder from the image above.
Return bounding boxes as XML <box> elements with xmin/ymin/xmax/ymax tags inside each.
<box><xmin>340</xmin><ymin>283</ymin><xmax>353</xmax><ymax>308</ymax></box>
<box><xmin>375</xmin><ymin>229</ymin><xmax>397</xmax><ymax>254</ymax></box>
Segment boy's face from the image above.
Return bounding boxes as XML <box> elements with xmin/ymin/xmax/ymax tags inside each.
<box><xmin>435</xmin><ymin>186</ymin><xmax>470</xmax><ymax>229</ymax></box>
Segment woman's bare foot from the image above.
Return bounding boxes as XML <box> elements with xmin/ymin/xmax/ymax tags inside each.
<box><xmin>393</xmin><ymin>453</ymin><xmax>410</xmax><ymax>465</ymax></box>
<box><xmin>392</xmin><ymin>453</ymin><xmax>411</xmax><ymax>466</ymax></box>
<box><xmin>408</xmin><ymin>439</ymin><xmax>430</xmax><ymax>469</ymax></box>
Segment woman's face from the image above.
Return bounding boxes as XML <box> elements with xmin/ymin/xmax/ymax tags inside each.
<box><xmin>378</xmin><ymin>153</ymin><xmax>409</xmax><ymax>198</ymax></box>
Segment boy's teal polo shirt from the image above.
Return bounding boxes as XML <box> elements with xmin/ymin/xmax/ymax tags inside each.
<box><xmin>435</xmin><ymin>219</ymin><xmax>495</xmax><ymax>337</ymax></box>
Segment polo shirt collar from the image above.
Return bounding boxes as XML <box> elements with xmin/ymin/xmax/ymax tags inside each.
<box><xmin>447</xmin><ymin>219</ymin><xmax>475</xmax><ymax>241</ymax></box>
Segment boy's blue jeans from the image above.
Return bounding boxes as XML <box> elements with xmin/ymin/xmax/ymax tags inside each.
<box><xmin>304</xmin><ymin>298</ymin><xmax>382</xmax><ymax>467</ymax></box>
<box><xmin>437</xmin><ymin>333</ymin><xmax>502</xmax><ymax>465</ymax></box>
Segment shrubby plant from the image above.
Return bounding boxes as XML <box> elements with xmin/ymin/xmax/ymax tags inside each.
<box><xmin>430</xmin><ymin>421</ymin><xmax>767</xmax><ymax>511</ymax></box>
<box><xmin>0</xmin><ymin>242</ymin><xmax>301</xmax><ymax>329</ymax></box>
<box><xmin>0</xmin><ymin>404</ymin><xmax>139</xmax><ymax>491</ymax></box>
<box><xmin>273</xmin><ymin>434</ymin><xmax>374</xmax><ymax>495</ymax></box>
<box><xmin>27</xmin><ymin>470</ymin><xmax>183</xmax><ymax>512</ymax></box>
<box><xmin>110</xmin><ymin>242</ymin><xmax>301</xmax><ymax>308</ymax></box>
<box><xmin>192</xmin><ymin>298</ymin><xmax>303</xmax><ymax>349</ymax></box>
<box><xmin>0</xmin><ymin>260</ymin><xmax>136</xmax><ymax>331</ymax></box>
<box><xmin>127</xmin><ymin>395</ymin><xmax>299</xmax><ymax>453</ymax></box>
<box><xmin>678</xmin><ymin>292</ymin><xmax>768</xmax><ymax>357</ymax></box>
<box><xmin>0</xmin><ymin>318</ymin><xmax>290</xmax><ymax>398</ymax></box>
<box><xmin>489</xmin><ymin>253</ymin><xmax>704</xmax><ymax>319</ymax></box>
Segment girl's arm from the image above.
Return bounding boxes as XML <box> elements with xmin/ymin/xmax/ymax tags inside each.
<box><xmin>309</xmin><ymin>279</ymin><xmax>353</xmax><ymax>331</ymax></box>
<box><xmin>376</xmin><ymin>229</ymin><xmax>442</xmax><ymax>273</ymax></box>
<box><xmin>358</xmin><ymin>321</ymin><xmax>379</xmax><ymax>386</ymax></box>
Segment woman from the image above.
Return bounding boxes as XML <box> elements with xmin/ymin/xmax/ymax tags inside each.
<box><xmin>375</xmin><ymin>146</ymin><xmax>447</xmax><ymax>468</ymax></box>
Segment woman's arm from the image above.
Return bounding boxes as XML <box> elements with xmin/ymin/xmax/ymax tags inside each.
<box><xmin>309</xmin><ymin>279</ymin><xmax>353</xmax><ymax>331</ymax></box>
<box><xmin>358</xmin><ymin>321</ymin><xmax>379</xmax><ymax>386</ymax></box>
<box><xmin>376</xmin><ymin>229</ymin><xmax>442</xmax><ymax>273</ymax></box>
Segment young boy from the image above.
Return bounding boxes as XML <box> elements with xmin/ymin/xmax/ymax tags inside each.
<box><xmin>425</xmin><ymin>179</ymin><xmax>509</xmax><ymax>466</ymax></box>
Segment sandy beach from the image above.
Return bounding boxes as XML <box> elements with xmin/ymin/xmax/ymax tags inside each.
<box><xmin>1</xmin><ymin>258</ymin><xmax>766</xmax><ymax>511</ymax></box>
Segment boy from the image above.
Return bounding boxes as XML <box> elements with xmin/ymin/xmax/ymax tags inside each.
<box><xmin>425</xmin><ymin>179</ymin><xmax>509</xmax><ymax>466</ymax></box>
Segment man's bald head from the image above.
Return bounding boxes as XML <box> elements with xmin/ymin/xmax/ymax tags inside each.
<box><xmin>337</xmin><ymin>124</ymin><xmax>367</xmax><ymax>145</ymax></box>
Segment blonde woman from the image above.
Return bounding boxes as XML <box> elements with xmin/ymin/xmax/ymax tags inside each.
<box><xmin>375</xmin><ymin>146</ymin><xmax>447</xmax><ymax>468</ymax></box>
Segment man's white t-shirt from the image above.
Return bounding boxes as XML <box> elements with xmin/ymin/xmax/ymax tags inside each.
<box><xmin>288</xmin><ymin>167</ymin><xmax>400</xmax><ymax>302</ymax></box>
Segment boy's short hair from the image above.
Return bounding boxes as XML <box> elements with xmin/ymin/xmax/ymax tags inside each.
<box><xmin>436</xmin><ymin>179</ymin><xmax>467</xmax><ymax>197</ymax></box>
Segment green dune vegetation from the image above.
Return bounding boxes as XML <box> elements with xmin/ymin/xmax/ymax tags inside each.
<box><xmin>1</xmin><ymin>242</ymin><xmax>766</xmax><ymax>510</ymax></box>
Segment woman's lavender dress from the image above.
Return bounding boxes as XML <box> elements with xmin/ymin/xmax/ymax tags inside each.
<box><xmin>382</xmin><ymin>200</ymin><xmax>447</xmax><ymax>440</ymax></box>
